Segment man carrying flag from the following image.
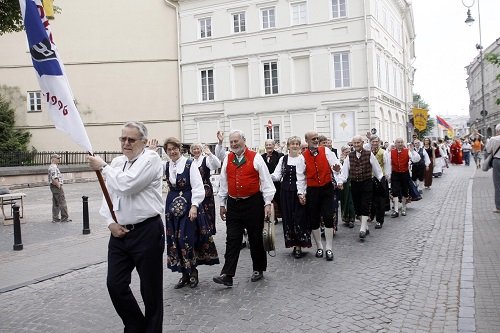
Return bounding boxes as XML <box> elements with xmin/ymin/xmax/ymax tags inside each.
<box><xmin>18</xmin><ymin>1</ymin><xmax>167</xmax><ymax>331</ymax></box>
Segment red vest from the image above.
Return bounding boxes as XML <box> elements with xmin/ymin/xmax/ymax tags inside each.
<box><xmin>391</xmin><ymin>148</ymin><xmax>410</xmax><ymax>173</ymax></box>
<box><xmin>227</xmin><ymin>148</ymin><xmax>260</xmax><ymax>198</ymax></box>
<box><xmin>303</xmin><ymin>146</ymin><xmax>332</xmax><ymax>187</ymax></box>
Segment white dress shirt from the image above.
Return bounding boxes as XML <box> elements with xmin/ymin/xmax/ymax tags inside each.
<box><xmin>218</xmin><ymin>148</ymin><xmax>276</xmax><ymax>208</ymax></box>
<box><xmin>100</xmin><ymin>149</ymin><xmax>163</xmax><ymax>226</ymax></box>
<box><xmin>166</xmin><ymin>156</ymin><xmax>205</xmax><ymax>207</ymax></box>
<box><xmin>271</xmin><ymin>155</ymin><xmax>301</xmax><ymax>182</ymax></box>
<box><xmin>337</xmin><ymin>151</ymin><xmax>383</xmax><ymax>184</ymax></box>
<box><xmin>295</xmin><ymin>148</ymin><xmax>341</xmax><ymax>195</ymax></box>
<box><xmin>384</xmin><ymin>148</ymin><xmax>422</xmax><ymax>176</ymax></box>
<box><xmin>193</xmin><ymin>154</ymin><xmax>221</xmax><ymax>171</ymax></box>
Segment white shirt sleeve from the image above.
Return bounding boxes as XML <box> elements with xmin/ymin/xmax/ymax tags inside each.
<box><xmin>271</xmin><ymin>156</ymin><xmax>284</xmax><ymax>182</ymax></box>
<box><xmin>422</xmin><ymin>149</ymin><xmax>431</xmax><ymax>167</ymax></box>
<box><xmin>338</xmin><ymin>155</ymin><xmax>350</xmax><ymax>185</ymax></box>
<box><xmin>215</xmin><ymin>143</ymin><xmax>227</xmax><ymax>164</ymax></box>
<box><xmin>189</xmin><ymin>162</ymin><xmax>205</xmax><ymax>207</ymax></box>
<box><xmin>409</xmin><ymin>149</ymin><xmax>421</xmax><ymax>163</ymax></box>
<box><xmin>296</xmin><ymin>155</ymin><xmax>307</xmax><ymax>195</ymax></box>
<box><xmin>370</xmin><ymin>153</ymin><xmax>383</xmax><ymax>180</ymax></box>
<box><xmin>218</xmin><ymin>158</ymin><xmax>229</xmax><ymax>207</ymax></box>
<box><xmin>204</xmin><ymin>154</ymin><xmax>221</xmax><ymax>170</ymax></box>
<box><xmin>254</xmin><ymin>154</ymin><xmax>276</xmax><ymax>205</ymax></box>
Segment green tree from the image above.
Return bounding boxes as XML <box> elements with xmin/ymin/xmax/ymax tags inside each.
<box><xmin>0</xmin><ymin>87</ymin><xmax>31</xmax><ymax>152</ymax></box>
<box><xmin>0</xmin><ymin>0</ymin><xmax>23</xmax><ymax>35</ymax></box>
<box><xmin>412</xmin><ymin>93</ymin><xmax>435</xmax><ymax>140</ymax></box>
<box><xmin>486</xmin><ymin>53</ymin><xmax>500</xmax><ymax>105</ymax></box>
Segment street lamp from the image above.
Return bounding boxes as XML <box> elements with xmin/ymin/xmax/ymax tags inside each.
<box><xmin>462</xmin><ymin>0</ymin><xmax>487</xmax><ymax>136</ymax></box>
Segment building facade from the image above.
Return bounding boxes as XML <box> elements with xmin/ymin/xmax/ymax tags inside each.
<box><xmin>0</xmin><ymin>0</ymin><xmax>180</xmax><ymax>151</ymax></box>
<box><xmin>466</xmin><ymin>37</ymin><xmax>500</xmax><ymax>138</ymax></box>
<box><xmin>178</xmin><ymin>0</ymin><xmax>416</xmax><ymax>149</ymax></box>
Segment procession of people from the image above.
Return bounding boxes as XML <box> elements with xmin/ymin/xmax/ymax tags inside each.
<box><xmin>88</xmin><ymin>122</ymin><xmax>484</xmax><ymax>331</ymax></box>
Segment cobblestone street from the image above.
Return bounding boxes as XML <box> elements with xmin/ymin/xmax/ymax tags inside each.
<box><xmin>0</xmin><ymin>163</ymin><xmax>499</xmax><ymax>332</ymax></box>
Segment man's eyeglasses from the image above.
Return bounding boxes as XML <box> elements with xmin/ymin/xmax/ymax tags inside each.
<box><xmin>310</xmin><ymin>137</ymin><xmax>319</xmax><ymax>141</ymax></box>
<box><xmin>119</xmin><ymin>137</ymin><xmax>140</xmax><ymax>144</ymax></box>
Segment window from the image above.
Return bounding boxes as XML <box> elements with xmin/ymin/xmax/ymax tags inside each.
<box><xmin>200</xmin><ymin>69</ymin><xmax>214</xmax><ymax>101</ymax></box>
<box><xmin>291</xmin><ymin>2</ymin><xmax>307</xmax><ymax>25</ymax></box>
<box><xmin>261</xmin><ymin>7</ymin><xmax>276</xmax><ymax>29</ymax></box>
<box><xmin>266</xmin><ymin>125</ymin><xmax>280</xmax><ymax>143</ymax></box>
<box><xmin>331</xmin><ymin>0</ymin><xmax>346</xmax><ymax>19</ymax></box>
<box><xmin>233</xmin><ymin>12</ymin><xmax>246</xmax><ymax>33</ymax></box>
<box><xmin>333</xmin><ymin>52</ymin><xmax>350</xmax><ymax>88</ymax></box>
<box><xmin>199</xmin><ymin>17</ymin><xmax>212</xmax><ymax>38</ymax></box>
<box><xmin>27</xmin><ymin>91</ymin><xmax>42</xmax><ymax>112</ymax></box>
<box><xmin>263</xmin><ymin>61</ymin><xmax>279</xmax><ymax>95</ymax></box>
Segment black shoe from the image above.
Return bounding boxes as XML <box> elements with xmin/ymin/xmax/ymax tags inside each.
<box><xmin>315</xmin><ymin>249</ymin><xmax>324</xmax><ymax>258</ymax></box>
<box><xmin>359</xmin><ymin>231</ymin><xmax>366</xmax><ymax>239</ymax></box>
<box><xmin>60</xmin><ymin>219</ymin><xmax>72</xmax><ymax>223</ymax></box>
<box><xmin>375</xmin><ymin>222</ymin><xmax>382</xmax><ymax>229</ymax></box>
<box><xmin>325</xmin><ymin>250</ymin><xmax>334</xmax><ymax>261</ymax></box>
<box><xmin>293</xmin><ymin>248</ymin><xmax>302</xmax><ymax>259</ymax></box>
<box><xmin>365</xmin><ymin>229</ymin><xmax>370</xmax><ymax>236</ymax></box>
<box><xmin>274</xmin><ymin>219</ymin><xmax>279</xmax><ymax>225</ymax></box>
<box><xmin>213</xmin><ymin>274</ymin><xmax>233</xmax><ymax>287</ymax></box>
<box><xmin>391</xmin><ymin>211</ymin><xmax>399</xmax><ymax>218</ymax></box>
<box><xmin>189</xmin><ymin>269</ymin><xmax>199</xmax><ymax>288</ymax></box>
<box><xmin>348</xmin><ymin>221</ymin><xmax>354</xmax><ymax>228</ymax></box>
<box><xmin>251</xmin><ymin>271</ymin><xmax>263</xmax><ymax>282</ymax></box>
<box><xmin>175</xmin><ymin>274</ymin><xmax>189</xmax><ymax>289</ymax></box>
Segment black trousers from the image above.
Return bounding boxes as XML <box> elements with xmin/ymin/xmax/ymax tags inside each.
<box><xmin>306</xmin><ymin>182</ymin><xmax>334</xmax><ymax>229</ymax></box>
<box><xmin>107</xmin><ymin>215</ymin><xmax>165</xmax><ymax>333</ymax></box>
<box><xmin>391</xmin><ymin>172</ymin><xmax>410</xmax><ymax>200</ymax></box>
<box><xmin>221</xmin><ymin>193</ymin><xmax>267</xmax><ymax>277</ymax></box>
<box><xmin>370</xmin><ymin>179</ymin><xmax>389</xmax><ymax>224</ymax></box>
<box><xmin>350</xmin><ymin>179</ymin><xmax>373</xmax><ymax>217</ymax></box>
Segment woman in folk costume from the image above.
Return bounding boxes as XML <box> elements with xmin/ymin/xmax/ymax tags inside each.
<box><xmin>450</xmin><ymin>139</ymin><xmax>463</xmax><ymax>165</ymax></box>
<box><xmin>164</xmin><ymin>137</ymin><xmax>219</xmax><ymax>289</ymax></box>
<box><xmin>422</xmin><ymin>138</ymin><xmax>435</xmax><ymax>188</ymax></box>
<box><xmin>339</xmin><ymin>145</ymin><xmax>356</xmax><ymax>228</ymax></box>
<box><xmin>432</xmin><ymin>141</ymin><xmax>446</xmax><ymax>177</ymax></box>
<box><xmin>190</xmin><ymin>143</ymin><xmax>221</xmax><ymax>234</ymax></box>
<box><xmin>271</xmin><ymin>136</ymin><xmax>312</xmax><ymax>258</ymax></box>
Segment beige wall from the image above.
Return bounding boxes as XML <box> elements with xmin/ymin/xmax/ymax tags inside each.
<box><xmin>0</xmin><ymin>0</ymin><xmax>181</xmax><ymax>151</ymax></box>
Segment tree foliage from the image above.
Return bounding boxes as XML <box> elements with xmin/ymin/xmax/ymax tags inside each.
<box><xmin>486</xmin><ymin>53</ymin><xmax>500</xmax><ymax>105</ymax></box>
<box><xmin>412</xmin><ymin>93</ymin><xmax>434</xmax><ymax>140</ymax></box>
<box><xmin>0</xmin><ymin>86</ymin><xmax>31</xmax><ymax>152</ymax></box>
<box><xmin>0</xmin><ymin>0</ymin><xmax>23</xmax><ymax>35</ymax></box>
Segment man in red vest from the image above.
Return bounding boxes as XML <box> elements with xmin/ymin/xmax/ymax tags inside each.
<box><xmin>384</xmin><ymin>138</ymin><xmax>421</xmax><ymax>217</ymax></box>
<box><xmin>296</xmin><ymin>131</ymin><xmax>341</xmax><ymax>261</ymax></box>
<box><xmin>337</xmin><ymin>135</ymin><xmax>384</xmax><ymax>240</ymax></box>
<box><xmin>213</xmin><ymin>130</ymin><xmax>276</xmax><ymax>286</ymax></box>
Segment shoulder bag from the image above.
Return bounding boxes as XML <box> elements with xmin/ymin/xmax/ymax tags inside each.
<box><xmin>482</xmin><ymin>145</ymin><xmax>500</xmax><ymax>172</ymax></box>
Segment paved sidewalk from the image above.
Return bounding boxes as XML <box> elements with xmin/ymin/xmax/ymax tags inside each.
<box><xmin>472</xmin><ymin>169</ymin><xmax>500</xmax><ymax>333</ymax></box>
<box><xmin>0</xmin><ymin>164</ymin><xmax>497</xmax><ymax>332</ymax></box>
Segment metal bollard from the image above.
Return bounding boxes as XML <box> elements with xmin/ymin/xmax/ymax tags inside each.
<box><xmin>82</xmin><ymin>196</ymin><xmax>90</xmax><ymax>235</ymax></box>
<box><xmin>12</xmin><ymin>204</ymin><xmax>23</xmax><ymax>251</ymax></box>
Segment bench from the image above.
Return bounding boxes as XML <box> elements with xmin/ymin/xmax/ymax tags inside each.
<box><xmin>0</xmin><ymin>193</ymin><xmax>26</xmax><ymax>224</ymax></box>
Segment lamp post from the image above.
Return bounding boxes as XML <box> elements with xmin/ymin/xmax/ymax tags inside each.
<box><xmin>462</xmin><ymin>0</ymin><xmax>487</xmax><ymax>137</ymax></box>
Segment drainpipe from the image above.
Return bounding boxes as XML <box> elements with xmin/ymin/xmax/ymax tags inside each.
<box><xmin>363</xmin><ymin>0</ymin><xmax>372</xmax><ymax>133</ymax></box>
<box><xmin>163</xmin><ymin>0</ymin><xmax>184</xmax><ymax>140</ymax></box>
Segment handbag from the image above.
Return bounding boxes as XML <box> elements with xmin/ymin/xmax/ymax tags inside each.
<box><xmin>262</xmin><ymin>216</ymin><xmax>276</xmax><ymax>257</ymax></box>
<box><xmin>482</xmin><ymin>146</ymin><xmax>500</xmax><ymax>172</ymax></box>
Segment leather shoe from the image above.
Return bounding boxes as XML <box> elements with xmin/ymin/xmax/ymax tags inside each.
<box><xmin>251</xmin><ymin>271</ymin><xmax>263</xmax><ymax>282</ymax></box>
<box><xmin>375</xmin><ymin>222</ymin><xmax>382</xmax><ymax>229</ymax></box>
<box><xmin>359</xmin><ymin>231</ymin><xmax>366</xmax><ymax>239</ymax></box>
<box><xmin>174</xmin><ymin>274</ymin><xmax>189</xmax><ymax>289</ymax></box>
<box><xmin>365</xmin><ymin>229</ymin><xmax>370</xmax><ymax>236</ymax></box>
<box><xmin>348</xmin><ymin>221</ymin><xmax>354</xmax><ymax>228</ymax></box>
<box><xmin>391</xmin><ymin>211</ymin><xmax>399</xmax><ymax>218</ymax></box>
<box><xmin>325</xmin><ymin>249</ymin><xmax>334</xmax><ymax>261</ymax></box>
<box><xmin>293</xmin><ymin>248</ymin><xmax>302</xmax><ymax>259</ymax></box>
<box><xmin>315</xmin><ymin>249</ymin><xmax>324</xmax><ymax>258</ymax></box>
<box><xmin>213</xmin><ymin>274</ymin><xmax>233</xmax><ymax>287</ymax></box>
